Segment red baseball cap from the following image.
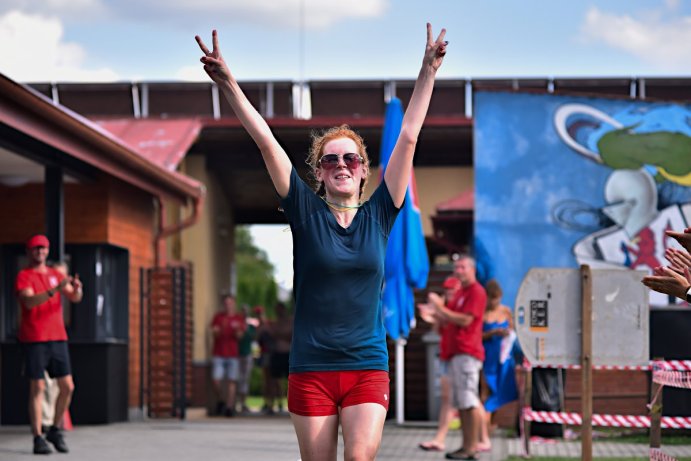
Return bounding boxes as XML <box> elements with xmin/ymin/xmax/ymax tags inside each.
<box><xmin>442</xmin><ymin>276</ymin><xmax>461</xmax><ymax>290</ymax></box>
<box><xmin>26</xmin><ymin>234</ymin><xmax>50</xmax><ymax>249</ymax></box>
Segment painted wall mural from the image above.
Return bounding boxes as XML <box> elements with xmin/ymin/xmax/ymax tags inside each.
<box><xmin>474</xmin><ymin>91</ymin><xmax>691</xmax><ymax>308</ymax></box>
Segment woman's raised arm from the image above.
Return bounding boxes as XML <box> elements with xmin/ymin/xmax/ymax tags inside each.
<box><xmin>384</xmin><ymin>23</ymin><xmax>447</xmax><ymax>207</ymax></box>
<box><xmin>196</xmin><ymin>30</ymin><xmax>292</xmax><ymax>197</ymax></box>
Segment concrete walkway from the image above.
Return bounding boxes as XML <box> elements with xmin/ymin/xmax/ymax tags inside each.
<box><xmin>1</xmin><ymin>413</ymin><xmax>690</xmax><ymax>460</ymax></box>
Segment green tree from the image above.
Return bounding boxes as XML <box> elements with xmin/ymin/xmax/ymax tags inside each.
<box><xmin>235</xmin><ymin>226</ymin><xmax>278</xmax><ymax>315</ymax></box>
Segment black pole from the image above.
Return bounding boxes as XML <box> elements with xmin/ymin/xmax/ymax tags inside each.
<box><xmin>44</xmin><ymin>166</ymin><xmax>64</xmax><ymax>262</ymax></box>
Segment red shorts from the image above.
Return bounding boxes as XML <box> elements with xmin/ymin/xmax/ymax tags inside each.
<box><xmin>288</xmin><ymin>370</ymin><xmax>390</xmax><ymax>416</ymax></box>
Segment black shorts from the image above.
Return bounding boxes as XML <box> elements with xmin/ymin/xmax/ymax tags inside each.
<box><xmin>270</xmin><ymin>352</ymin><xmax>290</xmax><ymax>379</ymax></box>
<box><xmin>23</xmin><ymin>341</ymin><xmax>72</xmax><ymax>380</ymax></box>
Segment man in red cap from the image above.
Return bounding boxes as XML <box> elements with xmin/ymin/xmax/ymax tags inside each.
<box><xmin>430</xmin><ymin>255</ymin><xmax>487</xmax><ymax>460</ymax></box>
<box><xmin>16</xmin><ymin>234</ymin><xmax>83</xmax><ymax>454</ymax></box>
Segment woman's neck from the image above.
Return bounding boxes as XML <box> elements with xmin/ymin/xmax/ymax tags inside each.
<box><xmin>323</xmin><ymin>195</ymin><xmax>360</xmax><ymax>228</ymax></box>
<box><xmin>322</xmin><ymin>193</ymin><xmax>360</xmax><ymax>210</ymax></box>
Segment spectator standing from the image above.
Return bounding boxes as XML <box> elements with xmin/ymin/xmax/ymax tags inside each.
<box><xmin>268</xmin><ymin>302</ymin><xmax>292</xmax><ymax>414</ymax></box>
<box><xmin>432</xmin><ymin>255</ymin><xmax>487</xmax><ymax>460</ymax></box>
<box><xmin>236</xmin><ymin>305</ymin><xmax>258</xmax><ymax>414</ymax></box>
<box><xmin>210</xmin><ymin>294</ymin><xmax>245</xmax><ymax>417</ymax></box>
<box><xmin>16</xmin><ymin>235</ymin><xmax>83</xmax><ymax>454</ymax></box>
<box><xmin>480</xmin><ymin>279</ymin><xmax>518</xmax><ymax>449</ymax></box>
<box><xmin>255</xmin><ymin>306</ymin><xmax>279</xmax><ymax>414</ymax></box>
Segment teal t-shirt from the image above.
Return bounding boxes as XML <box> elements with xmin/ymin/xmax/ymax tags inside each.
<box><xmin>238</xmin><ymin>324</ymin><xmax>256</xmax><ymax>357</ymax></box>
<box><xmin>280</xmin><ymin>168</ymin><xmax>401</xmax><ymax>373</ymax></box>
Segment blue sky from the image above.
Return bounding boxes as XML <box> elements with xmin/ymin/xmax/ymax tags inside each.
<box><xmin>1</xmin><ymin>0</ymin><xmax>689</xmax><ymax>289</ymax></box>
<box><xmin>1</xmin><ymin>0</ymin><xmax>690</xmax><ymax>82</ymax></box>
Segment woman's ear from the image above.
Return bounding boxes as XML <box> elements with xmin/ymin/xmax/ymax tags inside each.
<box><xmin>315</xmin><ymin>167</ymin><xmax>323</xmax><ymax>182</ymax></box>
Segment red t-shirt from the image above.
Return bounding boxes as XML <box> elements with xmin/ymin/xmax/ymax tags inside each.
<box><xmin>438</xmin><ymin>297</ymin><xmax>456</xmax><ymax>361</ymax></box>
<box><xmin>211</xmin><ymin>312</ymin><xmax>245</xmax><ymax>358</ymax></box>
<box><xmin>447</xmin><ymin>281</ymin><xmax>487</xmax><ymax>362</ymax></box>
<box><xmin>15</xmin><ymin>267</ymin><xmax>67</xmax><ymax>343</ymax></box>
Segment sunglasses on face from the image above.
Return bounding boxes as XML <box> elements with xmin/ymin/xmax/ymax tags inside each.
<box><xmin>318</xmin><ymin>153</ymin><xmax>364</xmax><ymax>170</ymax></box>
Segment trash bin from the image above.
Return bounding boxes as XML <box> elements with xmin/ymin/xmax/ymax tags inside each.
<box><xmin>422</xmin><ymin>330</ymin><xmax>441</xmax><ymax>421</ymax></box>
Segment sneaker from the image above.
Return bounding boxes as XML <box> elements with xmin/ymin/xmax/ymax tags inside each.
<box><xmin>261</xmin><ymin>404</ymin><xmax>275</xmax><ymax>415</ymax></box>
<box><xmin>215</xmin><ymin>401</ymin><xmax>226</xmax><ymax>416</ymax></box>
<box><xmin>46</xmin><ymin>426</ymin><xmax>69</xmax><ymax>453</ymax></box>
<box><xmin>33</xmin><ymin>435</ymin><xmax>52</xmax><ymax>455</ymax></box>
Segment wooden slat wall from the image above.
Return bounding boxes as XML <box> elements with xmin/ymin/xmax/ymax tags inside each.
<box><xmin>146</xmin><ymin>266</ymin><xmax>193</xmax><ymax>418</ymax></box>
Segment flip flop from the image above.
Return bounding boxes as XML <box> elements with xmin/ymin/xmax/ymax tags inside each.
<box><xmin>418</xmin><ymin>441</ymin><xmax>445</xmax><ymax>451</ymax></box>
<box><xmin>444</xmin><ymin>449</ymin><xmax>478</xmax><ymax>460</ymax></box>
<box><xmin>476</xmin><ymin>443</ymin><xmax>492</xmax><ymax>452</ymax></box>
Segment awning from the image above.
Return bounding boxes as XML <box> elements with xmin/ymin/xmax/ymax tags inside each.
<box><xmin>0</xmin><ymin>72</ymin><xmax>204</xmax><ymax>204</ymax></box>
<box><xmin>436</xmin><ymin>189</ymin><xmax>474</xmax><ymax>212</ymax></box>
<box><xmin>95</xmin><ymin>118</ymin><xmax>201</xmax><ymax>171</ymax></box>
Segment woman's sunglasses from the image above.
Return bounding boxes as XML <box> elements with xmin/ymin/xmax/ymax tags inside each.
<box><xmin>318</xmin><ymin>153</ymin><xmax>364</xmax><ymax>170</ymax></box>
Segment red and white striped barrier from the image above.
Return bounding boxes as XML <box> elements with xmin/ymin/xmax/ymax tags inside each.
<box><xmin>650</xmin><ymin>447</ymin><xmax>678</xmax><ymax>461</ymax></box>
<box><xmin>653</xmin><ymin>360</ymin><xmax>691</xmax><ymax>371</ymax></box>
<box><xmin>523</xmin><ymin>408</ymin><xmax>691</xmax><ymax>429</ymax></box>
<box><xmin>653</xmin><ymin>370</ymin><xmax>691</xmax><ymax>390</ymax></box>
<box><xmin>524</xmin><ymin>360</ymin><xmax>691</xmax><ymax>372</ymax></box>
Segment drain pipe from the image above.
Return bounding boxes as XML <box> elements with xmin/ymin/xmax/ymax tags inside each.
<box><xmin>155</xmin><ymin>191</ymin><xmax>206</xmax><ymax>268</ymax></box>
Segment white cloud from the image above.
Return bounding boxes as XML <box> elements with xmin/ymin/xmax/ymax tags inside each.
<box><xmin>174</xmin><ymin>65</ymin><xmax>209</xmax><ymax>82</ymax></box>
<box><xmin>580</xmin><ymin>6</ymin><xmax>691</xmax><ymax>72</ymax></box>
<box><xmin>113</xmin><ymin>0</ymin><xmax>388</xmax><ymax>29</ymax></box>
<box><xmin>0</xmin><ymin>0</ymin><xmax>106</xmax><ymax>18</ymax></box>
<box><xmin>665</xmin><ymin>0</ymin><xmax>680</xmax><ymax>10</ymax></box>
<box><xmin>0</xmin><ymin>10</ymin><xmax>118</xmax><ymax>82</ymax></box>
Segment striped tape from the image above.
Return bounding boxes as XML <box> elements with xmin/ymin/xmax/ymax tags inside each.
<box><xmin>653</xmin><ymin>370</ymin><xmax>691</xmax><ymax>389</ymax></box>
<box><xmin>523</xmin><ymin>360</ymin><xmax>691</xmax><ymax>372</ymax></box>
<box><xmin>650</xmin><ymin>447</ymin><xmax>678</xmax><ymax>461</ymax></box>
<box><xmin>523</xmin><ymin>409</ymin><xmax>691</xmax><ymax>429</ymax></box>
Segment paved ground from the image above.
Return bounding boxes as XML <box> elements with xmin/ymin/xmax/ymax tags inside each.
<box><xmin>1</xmin><ymin>413</ymin><xmax>690</xmax><ymax>460</ymax></box>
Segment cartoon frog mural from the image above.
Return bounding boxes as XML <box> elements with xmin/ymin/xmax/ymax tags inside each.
<box><xmin>553</xmin><ymin>103</ymin><xmax>691</xmax><ymax>306</ymax></box>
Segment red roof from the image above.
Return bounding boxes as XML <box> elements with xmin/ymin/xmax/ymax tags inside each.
<box><xmin>95</xmin><ymin>118</ymin><xmax>201</xmax><ymax>171</ymax></box>
<box><xmin>436</xmin><ymin>189</ymin><xmax>474</xmax><ymax>212</ymax></box>
<box><xmin>0</xmin><ymin>73</ymin><xmax>204</xmax><ymax>203</ymax></box>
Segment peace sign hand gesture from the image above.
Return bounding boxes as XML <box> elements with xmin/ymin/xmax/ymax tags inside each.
<box><xmin>424</xmin><ymin>23</ymin><xmax>447</xmax><ymax>71</ymax></box>
<box><xmin>195</xmin><ymin>30</ymin><xmax>232</xmax><ymax>85</ymax></box>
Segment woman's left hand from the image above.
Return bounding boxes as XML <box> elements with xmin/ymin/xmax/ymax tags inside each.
<box><xmin>424</xmin><ymin>23</ymin><xmax>447</xmax><ymax>71</ymax></box>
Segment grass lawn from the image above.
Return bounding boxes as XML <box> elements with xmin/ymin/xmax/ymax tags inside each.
<box><xmin>245</xmin><ymin>395</ymin><xmax>287</xmax><ymax>411</ymax></box>
<box><xmin>507</xmin><ymin>458</ymin><xmax>691</xmax><ymax>461</ymax></box>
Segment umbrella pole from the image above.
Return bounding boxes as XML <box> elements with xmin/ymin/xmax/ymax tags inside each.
<box><xmin>396</xmin><ymin>338</ymin><xmax>407</xmax><ymax>424</ymax></box>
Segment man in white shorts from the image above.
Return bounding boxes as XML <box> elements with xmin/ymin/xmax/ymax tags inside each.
<box><xmin>432</xmin><ymin>255</ymin><xmax>487</xmax><ymax>460</ymax></box>
<box><xmin>210</xmin><ymin>295</ymin><xmax>245</xmax><ymax>416</ymax></box>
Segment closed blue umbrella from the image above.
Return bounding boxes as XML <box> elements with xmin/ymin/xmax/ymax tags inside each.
<box><xmin>380</xmin><ymin>97</ymin><xmax>430</xmax><ymax>340</ymax></box>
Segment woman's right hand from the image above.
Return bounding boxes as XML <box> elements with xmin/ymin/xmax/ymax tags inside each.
<box><xmin>195</xmin><ymin>30</ymin><xmax>232</xmax><ymax>85</ymax></box>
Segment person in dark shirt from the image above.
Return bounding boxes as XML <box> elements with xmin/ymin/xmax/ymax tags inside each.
<box><xmin>195</xmin><ymin>23</ymin><xmax>447</xmax><ymax>460</ymax></box>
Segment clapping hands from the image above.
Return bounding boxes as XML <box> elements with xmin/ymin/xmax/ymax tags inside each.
<box><xmin>641</xmin><ymin>230</ymin><xmax>691</xmax><ymax>301</ymax></box>
<box><xmin>666</xmin><ymin>227</ymin><xmax>691</xmax><ymax>253</ymax></box>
